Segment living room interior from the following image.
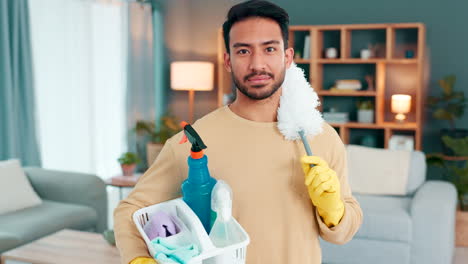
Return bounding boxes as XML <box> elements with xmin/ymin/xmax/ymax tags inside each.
<box><xmin>1</xmin><ymin>0</ymin><xmax>468</xmax><ymax>263</ymax></box>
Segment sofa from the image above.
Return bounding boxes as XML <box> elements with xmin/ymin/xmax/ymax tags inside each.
<box><xmin>0</xmin><ymin>167</ymin><xmax>107</xmax><ymax>254</ymax></box>
<box><xmin>320</xmin><ymin>147</ymin><xmax>458</xmax><ymax>264</ymax></box>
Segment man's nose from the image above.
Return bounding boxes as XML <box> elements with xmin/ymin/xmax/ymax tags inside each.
<box><xmin>248</xmin><ymin>51</ymin><xmax>266</xmax><ymax>72</ymax></box>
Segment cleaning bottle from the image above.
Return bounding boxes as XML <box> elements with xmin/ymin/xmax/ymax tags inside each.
<box><xmin>179</xmin><ymin>122</ymin><xmax>217</xmax><ymax>234</ymax></box>
<box><xmin>209</xmin><ymin>180</ymin><xmax>243</xmax><ymax>248</ymax></box>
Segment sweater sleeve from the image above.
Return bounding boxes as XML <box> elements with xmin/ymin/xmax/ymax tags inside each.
<box><xmin>114</xmin><ymin>138</ymin><xmax>184</xmax><ymax>264</ymax></box>
<box><xmin>315</xmin><ymin>124</ymin><xmax>363</xmax><ymax>244</ymax></box>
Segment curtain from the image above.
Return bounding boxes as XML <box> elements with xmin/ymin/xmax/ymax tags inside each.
<box><xmin>152</xmin><ymin>2</ymin><xmax>167</xmax><ymax>131</ymax></box>
<box><xmin>126</xmin><ymin>3</ymin><xmax>155</xmax><ymax>168</ymax></box>
<box><xmin>0</xmin><ymin>0</ymin><xmax>42</xmax><ymax>166</ymax></box>
<box><xmin>126</xmin><ymin>2</ymin><xmax>166</xmax><ymax>170</ymax></box>
<box><xmin>28</xmin><ymin>0</ymin><xmax>128</xmax><ymax>178</ymax></box>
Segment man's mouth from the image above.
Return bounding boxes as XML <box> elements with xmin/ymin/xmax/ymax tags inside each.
<box><xmin>246</xmin><ymin>74</ymin><xmax>272</xmax><ymax>85</ymax></box>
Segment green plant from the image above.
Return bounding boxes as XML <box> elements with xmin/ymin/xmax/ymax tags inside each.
<box><xmin>356</xmin><ymin>100</ymin><xmax>374</xmax><ymax>110</ymax></box>
<box><xmin>427</xmin><ymin>136</ymin><xmax>468</xmax><ymax>210</ymax></box>
<box><xmin>442</xmin><ymin>136</ymin><xmax>468</xmax><ymax>156</ymax></box>
<box><xmin>427</xmin><ymin>75</ymin><xmax>466</xmax><ymax>130</ymax></box>
<box><xmin>117</xmin><ymin>152</ymin><xmax>141</xmax><ymax>165</ymax></box>
<box><xmin>135</xmin><ymin>115</ymin><xmax>180</xmax><ymax>144</ymax></box>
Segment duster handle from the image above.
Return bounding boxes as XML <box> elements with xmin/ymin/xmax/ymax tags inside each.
<box><xmin>299</xmin><ymin>130</ymin><xmax>314</xmax><ymax>168</ymax></box>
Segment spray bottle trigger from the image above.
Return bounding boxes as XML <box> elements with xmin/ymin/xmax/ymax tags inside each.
<box><xmin>179</xmin><ymin>134</ymin><xmax>188</xmax><ymax>144</ymax></box>
<box><xmin>180</xmin><ymin>121</ymin><xmax>189</xmax><ymax>128</ymax></box>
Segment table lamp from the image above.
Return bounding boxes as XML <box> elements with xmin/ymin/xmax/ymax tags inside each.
<box><xmin>171</xmin><ymin>61</ymin><xmax>214</xmax><ymax>123</ymax></box>
<box><xmin>391</xmin><ymin>94</ymin><xmax>411</xmax><ymax>122</ymax></box>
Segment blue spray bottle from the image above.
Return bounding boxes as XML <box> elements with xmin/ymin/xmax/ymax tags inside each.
<box><xmin>179</xmin><ymin>122</ymin><xmax>217</xmax><ymax>234</ymax></box>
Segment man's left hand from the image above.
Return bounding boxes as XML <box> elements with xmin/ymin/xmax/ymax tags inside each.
<box><xmin>301</xmin><ymin>156</ymin><xmax>345</xmax><ymax>227</ymax></box>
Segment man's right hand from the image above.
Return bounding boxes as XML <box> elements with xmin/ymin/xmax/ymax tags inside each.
<box><xmin>130</xmin><ymin>257</ymin><xmax>157</xmax><ymax>264</ymax></box>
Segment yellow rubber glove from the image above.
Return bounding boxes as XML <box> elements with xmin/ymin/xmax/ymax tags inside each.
<box><xmin>301</xmin><ymin>156</ymin><xmax>345</xmax><ymax>227</ymax></box>
<box><xmin>130</xmin><ymin>257</ymin><xmax>157</xmax><ymax>264</ymax></box>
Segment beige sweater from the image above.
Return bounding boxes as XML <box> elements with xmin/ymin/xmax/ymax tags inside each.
<box><xmin>114</xmin><ymin>106</ymin><xmax>362</xmax><ymax>264</ymax></box>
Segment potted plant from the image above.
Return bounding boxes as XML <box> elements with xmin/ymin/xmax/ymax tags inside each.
<box><xmin>427</xmin><ymin>75</ymin><xmax>467</xmax><ymax>155</ymax></box>
<box><xmin>135</xmin><ymin>115</ymin><xmax>180</xmax><ymax>167</ymax></box>
<box><xmin>427</xmin><ymin>136</ymin><xmax>468</xmax><ymax>246</ymax></box>
<box><xmin>117</xmin><ymin>152</ymin><xmax>141</xmax><ymax>176</ymax></box>
<box><xmin>356</xmin><ymin>100</ymin><xmax>374</xmax><ymax>123</ymax></box>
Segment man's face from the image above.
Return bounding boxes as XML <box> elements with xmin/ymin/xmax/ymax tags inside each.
<box><xmin>224</xmin><ymin>18</ymin><xmax>294</xmax><ymax>100</ymax></box>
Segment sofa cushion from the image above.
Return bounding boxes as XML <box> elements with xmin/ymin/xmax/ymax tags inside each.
<box><xmin>0</xmin><ymin>200</ymin><xmax>97</xmax><ymax>244</ymax></box>
<box><xmin>0</xmin><ymin>232</ymin><xmax>22</xmax><ymax>253</ymax></box>
<box><xmin>347</xmin><ymin>145</ymin><xmax>426</xmax><ymax>196</ymax></box>
<box><xmin>0</xmin><ymin>159</ymin><xmax>42</xmax><ymax>215</ymax></box>
<box><xmin>353</xmin><ymin>194</ymin><xmax>412</xmax><ymax>242</ymax></box>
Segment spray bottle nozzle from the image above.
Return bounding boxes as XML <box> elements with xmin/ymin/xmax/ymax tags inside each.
<box><xmin>179</xmin><ymin>121</ymin><xmax>207</xmax><ymax>158</ymax></box>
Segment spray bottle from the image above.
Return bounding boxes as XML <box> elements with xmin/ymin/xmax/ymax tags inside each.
<box><xmin>209</xmin><ymin>180</ymin><xmax>243</xmax><ymax>248</ymax></box>
<box><xmin>179</xmin><ymin>122</ymin><xmax>217</xmax><ymax>234</ymax></box>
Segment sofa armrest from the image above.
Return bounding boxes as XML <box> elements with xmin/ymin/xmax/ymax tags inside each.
<box><xmin>23</xmin><ymin>167</ymin><xmax>108</xmax><ymax>233</ymax></box>
<box><xmin>410</xmin><ymin>180</ymin><xmax>457</xmax><ymax>264</ymax></box>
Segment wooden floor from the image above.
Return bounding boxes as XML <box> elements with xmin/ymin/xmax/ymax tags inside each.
<box><xmin>3</xmin><ymin>249</ymin><xmax>468</xmax><ymax>263</ymax></box>
<box><xmin>455</xmin><ymin>247</ymin><xmax>468</xmax><ymax>264</ymax></box>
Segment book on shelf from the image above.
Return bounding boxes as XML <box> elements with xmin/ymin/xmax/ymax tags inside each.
<box><xmin>303</xmin><ymin>35</ymin><xmax>310</xmax><ymax>59</ymax></box>
<box><xmin>328</xmin><ymin>88</ymin><xmax>361</xmax><ymax>93</ymax></box>
<box><xmin>334</xmin><ymin>79</ymin><xmax>362</xmax><ymax>90</ymax></box>
<box><xmin>323</xmin><ymin>112</ymin><xmax>349</xmax><ymax>123</ymax></box>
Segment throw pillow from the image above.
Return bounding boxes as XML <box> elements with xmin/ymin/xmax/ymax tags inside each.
<box><xmin>0</xmin><ymin>159</ymin><xmax>42</xmax><ymax>214</ymax></box>
<box><xmin>347</xmin><ymin>145</ymin><xmax>413</xmax><ymax>195</ymax></box>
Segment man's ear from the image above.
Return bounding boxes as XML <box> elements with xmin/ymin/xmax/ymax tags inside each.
<box><xmin>223</xmin><ymin>52</ymin><xmax>232</xmax><ymax>72</ymax></box>
<box><xmin>285</xmin><ymin>47</ymin><xmax>294</xmax><ymax>68</ymax></box>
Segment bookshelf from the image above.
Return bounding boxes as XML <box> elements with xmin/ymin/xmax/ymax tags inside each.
<box><xmin>217</xmin><ymin>23</ymin><xmax>427</xmax><ymax>150</ymax></box>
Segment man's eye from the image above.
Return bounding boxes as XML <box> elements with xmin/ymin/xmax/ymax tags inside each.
<box><xmin>266</xmin><ymin>47</ymin><xmax>276</xmax><ymax>52</ymax></box>
<box><xmin>237</xmin><ymin>49</ymin><xmax>249</xmax><ymax>55</ymax></box>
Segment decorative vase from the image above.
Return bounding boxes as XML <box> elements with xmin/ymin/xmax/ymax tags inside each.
<box><xmin>325</xmin><ymin>47</ymin><xmax>338</xmax><ymax>59</ymax></box>
<box><xmin>146</xmin><ymin>143</ymin><xmax>164</xmax><ymax>168</ymax></box>
<box><xmin>121</xmin><ymin>164</ymin><xmax>136</xmax><ymax>176</ymax></box>
<box><xmin>357</xmin><ymin>109</ymin><xmax>374</xmax><ymax>123</ymax></box>
<box><xmin>405</xmin><ymin>50</ymin><xmax>415</xmax><ymax>58</ymax></box>
<box><xmin>360</xmin><ymin>49</ymin><xmax>371</xmax><ymax>59</ymax></box>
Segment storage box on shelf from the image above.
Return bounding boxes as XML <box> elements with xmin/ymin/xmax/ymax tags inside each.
<box><xmin>217</xmin><ymin>23</ymin><xmax>426</xmax><ymax>150</ymax></box>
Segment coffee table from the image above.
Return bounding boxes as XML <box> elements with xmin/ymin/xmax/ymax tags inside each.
<box><xmin>1</xmin><ymin>229</ymin><xmax>120</xmax><ymax>264</ymax></box>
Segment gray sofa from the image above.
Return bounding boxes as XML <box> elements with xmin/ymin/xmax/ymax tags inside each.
<box><xmin>0</xmin><ymin>167</ymin><xmax>107</xmax><ymax>254</ymax></box>
<box><xmin>320</xmin><ymin>149</ymin><xmax>458</xmax><ymax>264</ymax></box>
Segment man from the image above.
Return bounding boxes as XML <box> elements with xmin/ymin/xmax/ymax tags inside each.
<box><xmin>114</xmin><ymin>1</ymin><xmax>362</xmax><ymax>263</ymax></box>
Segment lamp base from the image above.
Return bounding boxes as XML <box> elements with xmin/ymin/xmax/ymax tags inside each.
<box><xmin>395</xmin><ymin>113</ymin><xmax>406</xmax><ymax>123</ymax></box>
<box><xmin>188</xmin><ymin>90</ymin><xmax>195</xmax><ymax>123</ymax></box>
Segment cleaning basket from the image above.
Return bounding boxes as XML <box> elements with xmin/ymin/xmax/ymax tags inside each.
<box><xmin>133</xmin><ymin>198</ymin><xmax>250</xmax><ymax>264</ymax></box>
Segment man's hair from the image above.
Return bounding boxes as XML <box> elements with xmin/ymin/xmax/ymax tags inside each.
<box><xmin>222</xmin><ymin>0</ymin><xmax>289</xmax><ymax>53</ymax></box>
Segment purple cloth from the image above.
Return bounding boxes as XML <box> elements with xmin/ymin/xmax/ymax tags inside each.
<box><xmin>144</xmin><ymin>211</ymin><xmax>180</xmax><ymax>240</ymax></box>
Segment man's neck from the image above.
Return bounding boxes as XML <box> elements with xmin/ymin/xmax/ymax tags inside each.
<box><xmin>229</xmin><ymin>88</ymin><xmax>282</xmax><ymax>122</ymax></box>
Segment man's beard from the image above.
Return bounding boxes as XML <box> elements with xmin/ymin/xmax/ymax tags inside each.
<box><xmin>231</xmin><ymin>68</ymin><xmax>286</xmax><ymax>100</ymax></box>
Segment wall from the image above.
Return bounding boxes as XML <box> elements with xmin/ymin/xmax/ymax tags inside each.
<box><xmin>159</xmin><ymin>0</ymin><xmax>243</xmax><ymax>121</ymax></box>
<box><xmin>159</xmin><ymin>0</ymin><xmax>468</xmax><ymax>154</ymax></box>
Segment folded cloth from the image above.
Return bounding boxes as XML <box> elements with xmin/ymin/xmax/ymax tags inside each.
<box><xmin>144</xmin><ymin>211</ymin><xmax>180</xmax><ymax>240</ymax></box>
<box><xmin>151</xmin><ymin>237</ymin><xmax>200</xmax><ymax>264</ymax></box>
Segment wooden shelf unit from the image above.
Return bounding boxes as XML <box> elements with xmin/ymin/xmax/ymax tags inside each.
<box><xmin>318</xmin><ymin>90</ymin><xmax>377</xmax><ymax>97</ymax></box>
<box><xmin>217</xmin><ymin>23</ymin><xmax>426</xmax><ymax>150</ymax></box>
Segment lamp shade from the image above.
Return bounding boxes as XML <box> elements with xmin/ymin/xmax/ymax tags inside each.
<box><xmin>170</xmin><ymin>61</ymin><xmax>214</xmax><ymax>91</ymax></box>
<box><xmin>391</xmin><ymin>94</ymin><xmax>411</xmax><ymax>114</ymax></box>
